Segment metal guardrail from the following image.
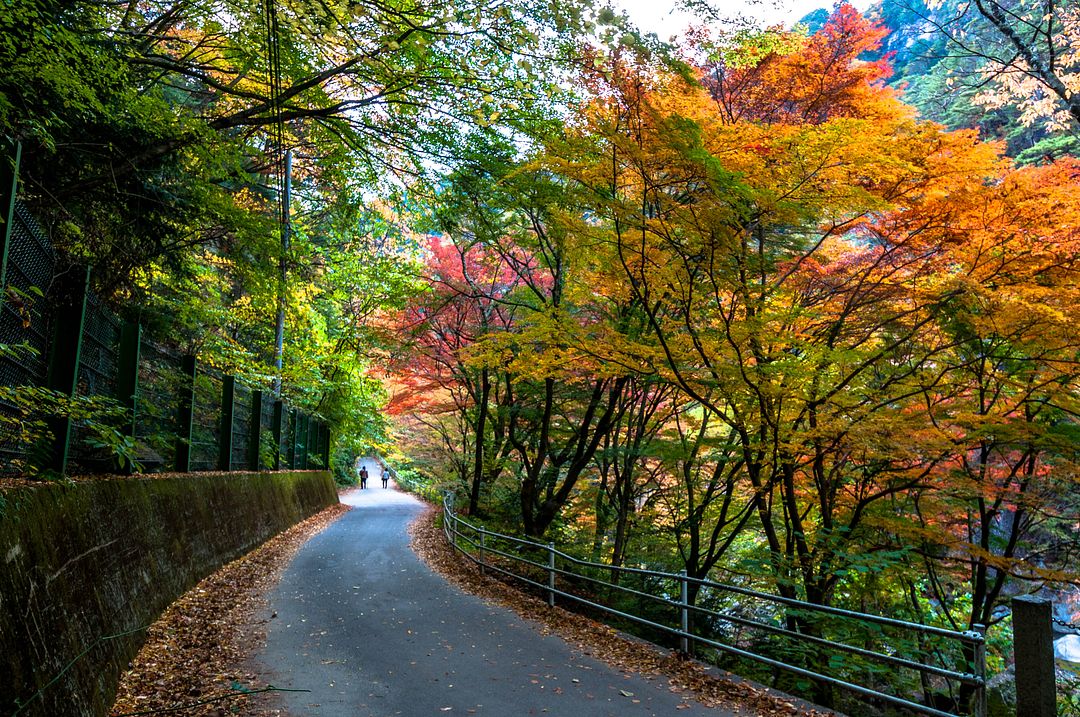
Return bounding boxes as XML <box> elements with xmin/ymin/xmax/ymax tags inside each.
<box><xmin>441</xmin><ymin>493</ymin><xmax>987</xmax><ymax>717</ymax></box>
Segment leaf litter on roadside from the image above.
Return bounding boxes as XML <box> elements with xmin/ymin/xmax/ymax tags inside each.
<box><xmin>110</xmin><ymin>501</ymin><xmax>351</xmax><ymax>717</ymax></box>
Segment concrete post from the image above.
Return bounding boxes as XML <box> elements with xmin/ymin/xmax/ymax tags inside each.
<box><xmin>1013</xmin><ymin>595</ymin><xmax>1056</xmax><ymax>717</ymax></box>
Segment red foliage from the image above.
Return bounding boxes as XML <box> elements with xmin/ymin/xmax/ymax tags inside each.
<box><xmin>701</xmin><ymin>4</ymin><xmax>896</xmax><ymax>125</ymax></box>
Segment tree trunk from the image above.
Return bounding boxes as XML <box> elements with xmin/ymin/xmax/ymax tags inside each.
<box><xmin>469</xmin><ymin>368</ymin><xmax>490</xmax><ymax>515</ymax></box>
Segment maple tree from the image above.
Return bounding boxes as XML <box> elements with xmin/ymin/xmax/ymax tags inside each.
<box><xmin>589</xmin><ymin>377</ymin><xmax>677</xmax><ymax>567</ymax></box>
<box><xmin>892</xmin><ymin>156</ymin><xmax>1080</xmax><ymax>633</ymax></box>
<box><xmin>393</xmin><ymin>4</ymin><xmax>1079</xmax><ymax>629</ymax></box>
<box><xmin>541</xmin><ymin>11</ymin><xmax>951</xmax><ymax>611</ymax></box>
<box><xmin>965</xmin><ymin>0</ymin><xmax>1080</xmax><ymax>131</ymax></box>
<box><xmin>526</xmin><ymin>3</ymin><xmax>1080</xmax><ymax>645</ymax></box>
<box><xmin>361</xmin><ymin>9</ymin><xmax>1080</xmax><ymax>712</ymax></box>
<box><xmin>387</xmin><ymin>231</ymin><xmax>525</xmax><ymax>514</ymax></box>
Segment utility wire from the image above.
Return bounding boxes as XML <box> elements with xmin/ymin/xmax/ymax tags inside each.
<box><xmin>263</xmin><ymin>0</ymin><xmax>291</xmax><ymax>395</ymax></box>
<box><xmin>112</xmin><ymin>685</ymin><xmax>312</xmax><ymax>716</ymax></box>
<box><xmin>11</xmin><ymin>625</ymin><xmax>149</xmax><ymax>716</ymax></box>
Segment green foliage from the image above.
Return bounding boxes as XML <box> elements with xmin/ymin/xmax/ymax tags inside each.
<box><xmin>1</xmin><ymin>0</ymin><xmax>597</xmax><ymax>480</ymax></box>
<box><xmin>386</xmin><ymin>460</ymin><xmax>442</xmax><ymax>503</ymax></box>
<box><xmin>868</xmin><ymin>0</ymin><xmax>1077</xmax><ymax>162</ymax></box>
<box><xmin>0</xmin><ymin>375</ymin><xmax>140</xmax><ymax>477</ymax></box>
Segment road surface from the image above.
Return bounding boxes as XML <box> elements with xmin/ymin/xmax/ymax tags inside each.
<box><xmin>251</xmin><ymin>483</ymin><xmax>736</xmax><ymax>716</ymax></box>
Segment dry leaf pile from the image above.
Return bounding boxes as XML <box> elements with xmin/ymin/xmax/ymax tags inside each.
<box><xmin>409</xmin><ymin>506</ymin><xmax>837</xmax><ymax>717</ymax></box>
<box><xmin>110</xmin><ymin>501</ymin><xmax>350</xmax><ymax>717</ymax></box>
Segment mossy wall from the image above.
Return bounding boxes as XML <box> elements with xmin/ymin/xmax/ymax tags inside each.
<box><xmin>0</xmin><ymin>470</ymin><xmax>338</xmax><ymax>717</ymax></box>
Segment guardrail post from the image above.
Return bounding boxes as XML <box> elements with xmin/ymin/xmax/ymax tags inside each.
<box><xmin>679</xmin><ymin>570</ymin><xmax>689</xmax><ymax>655</ymax></box>
<box><xmin>547</xmin><ymin>543</ymin><xmax>556</xmax><ymax>608</ymax></box>
<box><xmin>973</xmin><ymin>623</ymin><xmax>987</xmax><ymax>717</ymax></box>
<box><xmin>479</xmin><ymin>531</ymin><xmax>486</xmax><ymax>575</ymax></box>
<box><xmin>1013</xmin><ymin>596</ymin><xmax>1055</xmax><ymax>717</ymax></box>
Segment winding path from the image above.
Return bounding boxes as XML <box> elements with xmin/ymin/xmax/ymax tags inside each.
<box><xmin>251</xmin><ymin>483</ymin><xmax>735</xmax><ymax>716</ymax></box>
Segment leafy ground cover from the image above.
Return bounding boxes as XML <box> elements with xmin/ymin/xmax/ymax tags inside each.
<box><xmin>110</xmin><ymin>501</ymin><xmax>350</xmax><ymax>717</ymax></box>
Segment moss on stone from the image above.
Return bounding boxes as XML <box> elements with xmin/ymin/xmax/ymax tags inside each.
<box><xmin>0</xmin><ymin>471</ymin><xmax>337</xmax><ymax>717</ymax></box>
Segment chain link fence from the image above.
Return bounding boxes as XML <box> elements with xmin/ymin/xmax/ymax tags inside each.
<box><xmin>0</xmin><ymin>199</ymin><xmax>331</xmax><ymax>476</ymax></box>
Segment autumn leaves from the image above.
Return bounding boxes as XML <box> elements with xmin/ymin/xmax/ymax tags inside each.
<box><xmin>389</xmin><ymin>4</ymin><xmax>1079</xmax><ymax>642</ymax></box>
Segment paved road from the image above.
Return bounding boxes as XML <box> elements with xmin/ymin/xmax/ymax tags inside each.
<box><xmin>252</xmin><ymin>485</ymin><xmax>735</xmax><ymax>716</ymax></box>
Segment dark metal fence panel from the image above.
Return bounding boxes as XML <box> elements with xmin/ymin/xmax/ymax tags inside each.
<box><xmin>0</xmin><ymin>198</ymin><xmax>332</xmax><ymax>477</ymax></box>
<box><xmin>231</xmin><ymin>382</ymin><xmax>251</xmax><ymax>471</ymax></box>
<box><xmin>0</xmin><ymin>204</ymin><xmax>56</xmax><ymax>471</ymax></box>
<box><xmin>190</xmin><ymin>370</ymin><xmax>222</xmax><ymax>472</ymax></box>
<box><xmin>68</xmin><ymin>291</ymin><xmax>121</xmax><ymax>471</ymax></box>
<box><xmin>134</xmin><ymin>340</ymin><xmax>182</xmax><ymax>472</ymax></box>
<box><xmin>0</xmin><ymin>204</ymin><xmax>55</xmax><ymax>384</ymax></box>
<box><xmin>259</xmin><ymin>394</ymin><xmax>275</xmax><ymax>470</ymax></box>
<box><xmin>75</xmin><ymin>290</ymin><xmax>120</xmax><ymax>399</ymax></box>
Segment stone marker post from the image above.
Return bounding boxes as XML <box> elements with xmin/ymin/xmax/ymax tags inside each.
<box><xmin>1012</xmin><ymin>595</ymin><xmax>1056</xmax><ymax>717</ymax></box>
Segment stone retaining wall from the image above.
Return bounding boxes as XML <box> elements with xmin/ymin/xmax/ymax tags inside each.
<box><xmin>0</xmin><ymin>471</ymin><xmax>338</xmax><ymax>717</ymax></box>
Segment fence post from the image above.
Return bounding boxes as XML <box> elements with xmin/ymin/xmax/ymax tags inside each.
<box><xmin>450</xmin><ymin>504</ymin><xmax>458</xmax><ymax>550</ymax></box>
<box><xmin>0</xmin><ymin>139</ymin><xmax>20</xmax><ymax>301</ymax></box>
<box><xmin>248</xmin><ymin>389</ymin><xmax>262</xmax><ymax>471</ymax></box>
<box><xmin>972</xmin><ymin>623</ymin><xmax>987</xmax><ymax>717</ymax></box>
<box><xmin>322</xmin><ymin>422</ymin><xmax>331</xmax><ymax>468</ymax></box>
<box><xmin>679</xmin><ymin>570</ymin><xmax>690</xmax><ymax>655</ymax></box>
<box><xmin>479</xmin><ymin>531</ymin><xmax>486</xmax><ymax>575</ymax></box>
<box><xmin>115</xmin><ymin>321</ymin><xmax>141</xmax><ymax>473</ymax></box>
<box><xmin>297</xmin><ymin>413</ymin><xmax>308</xmax><ymax>468</ymax></box>
<box><xmin>42</xmin><ymin>265</ymin><xmax>90</xmax><ymax>475</ymax></box>
<box><xmin>271</xmin><ymin>400</ymin><xmax>283</xmax><ymax>470</ymax></box>
<box><xmin>286</xmin><ymin>408</ymin><xmax>297</xmax><ymax>468</ymax></box>
<box><xmin>1013</xmin><ymin>596</ymin><xmax>1056</xmax><ymax>717</ymax></box>
<box><xmin>174</xmin><ymin>355</ymin><xmax>196</xmax><ymax>472</ymax></box>
<box><xmin>547</xmin><ymin>543</ymin><xmax>556</xmax><ymax>608</ymax></box>
<box><xmin>217</xmin><ymin>375</ymin><xmax>235</xmax><ymax>471</ymax></box>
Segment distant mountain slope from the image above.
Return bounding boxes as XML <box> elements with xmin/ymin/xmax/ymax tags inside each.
<box><xmin>798</xmin><ymin>0</ymin><xmax>1079</xmax><ymax>164</ymax></box>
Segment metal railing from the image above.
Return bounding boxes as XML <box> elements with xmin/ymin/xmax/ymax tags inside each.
<box><xmin>442</xmin><ymin>494</ymin><xmax>986</xmax><ymax>717</ymax></box>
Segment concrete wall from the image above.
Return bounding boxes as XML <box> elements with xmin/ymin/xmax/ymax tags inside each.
<box><xmin>0</xmin><ymin>471</ymin><xmax>338</xmax><ymax>717</ymax></box>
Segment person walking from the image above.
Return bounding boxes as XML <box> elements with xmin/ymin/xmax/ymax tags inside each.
<box><xmin>381</xmin><ymin>470</ymin><xmax>388</xmax><ymax>489</ymax></box>
<box><xmin>359</xmin><ymin>466</ymin><xmax>368</xmax><ymax>489</ymax></box>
